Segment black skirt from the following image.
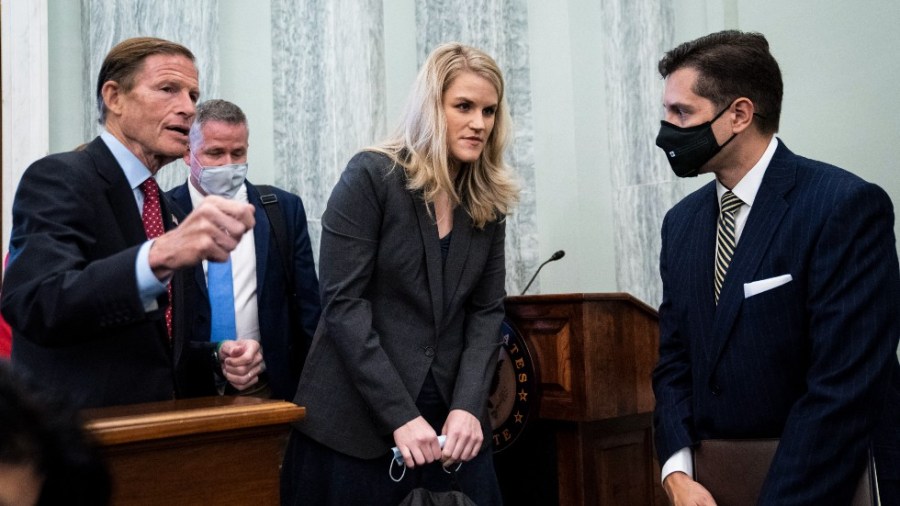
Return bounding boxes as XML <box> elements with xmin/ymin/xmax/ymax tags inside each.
<box><xmin>280</xmin><ymin>372</ymin><xmax>502</xmax><ymax>506</ymax></box>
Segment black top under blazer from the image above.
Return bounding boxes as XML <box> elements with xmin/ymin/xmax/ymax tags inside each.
<box><xmin>292</xmin><ymin>151</ymin><xmax>507</xmax><ymax>459</ymax></box>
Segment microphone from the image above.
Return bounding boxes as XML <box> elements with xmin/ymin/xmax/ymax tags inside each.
<box><xmin>520</xmin><ymin>250</ymin><xmax>565</xmax><ymax>295</ymax></box>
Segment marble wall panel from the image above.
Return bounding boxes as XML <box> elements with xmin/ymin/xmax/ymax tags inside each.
<box><xmin>2</xmin><ymin>0</ymin><xmax>49</xmax><ymax>256</ymax></box>
<box><xmin>270</xmin><ymin>0</ymin><xmax>386</xmax><ymax>264</ymax></box>
<box><xmin>600</xmin><ymin>0</ymin><xmax>678</xmax><ymax>306</ymax></box>
<box><xmin>415</xmin><ymin>0</ymin><xmax>539</xmax><ymax>295</ymax></box>
<box><xmin>81</xmin><ymin>0</ymin><xmax>219</xmax><ymax>190</ymax></box>
<box><xmin>614</xmin><ymin>180</ymin><xmax>700</xmax><ymax>306</ymax></box>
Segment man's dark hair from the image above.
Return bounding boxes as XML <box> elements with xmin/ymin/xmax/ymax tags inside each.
<box><xmin>96</xmin><ymin>37</ymin><xmax>195</xmax><ymax>125</ymax></box>
<box><xmin>658</xmin><ymin>30</ymin><xmax>783</xmax><ymax>134</ymax></box>
<box><xmin>0</xmin><ymin>363</ymin><xmax>111</xmax><ymax>505</ymax></box>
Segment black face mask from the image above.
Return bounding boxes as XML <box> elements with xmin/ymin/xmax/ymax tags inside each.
<box><xmin>655</xmin><ymin>104</ymin><xmax>737</xmax><ymax>178</ymax></box>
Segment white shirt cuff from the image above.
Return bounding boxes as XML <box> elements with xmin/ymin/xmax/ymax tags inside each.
<box><xmin>661</xmin><ymin>446</ymin><xmax>693</xmax><ymax>484</ymax></box>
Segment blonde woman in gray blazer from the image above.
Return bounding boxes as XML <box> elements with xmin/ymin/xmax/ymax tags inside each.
<box><xmin>280</xmin><ymin>43</ymin><xmax>519</xmax><ymax>506</ymax></box>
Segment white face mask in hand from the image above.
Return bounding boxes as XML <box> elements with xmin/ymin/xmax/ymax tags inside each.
<box><xmin>191</xmin><ymin>153</ymin><xmax>248</xmax><ymax>199</ymax></box>
<box><xmin>389</xmin><ymin>435</ymin><xmax>460</xmax><ymax>482</ymax></box>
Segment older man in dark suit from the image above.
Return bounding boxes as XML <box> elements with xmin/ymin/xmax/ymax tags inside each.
<box><xmin>0</xmin><ymin>37</ymin><xmax>256</xmax><ymax>408</ymax></box>
<box><xmin>652</xmin><ymin>31</ymin><xmax>900</xmax><ymax>504</ymax></box>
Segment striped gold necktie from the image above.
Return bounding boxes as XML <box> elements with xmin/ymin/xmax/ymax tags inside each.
<box><xmin>714</xmin><ymin>191</ymin><xmax>743</xmax><ymax>304</ymax></box>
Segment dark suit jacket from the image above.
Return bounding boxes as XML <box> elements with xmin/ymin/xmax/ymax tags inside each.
<box><xmin>166</xmin><ymin>181</ymin><xmax>321</xmax><ymax>401</ymax></box>
<box><xmin>292</xmin><ymin>151</ymin><xmax>507</xmax><ymax>459</ymax></box>
<box><xmin>0</xmin><ymin>137</ymin><xmax>197</xmax><ymax>409</ymax></box>
<box><xmin>653</xmin><ymin>140</ymin><xmax>900</xmax><ymax>503</ymax></box>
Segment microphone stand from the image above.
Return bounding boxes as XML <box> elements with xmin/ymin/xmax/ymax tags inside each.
<box><xmin>520</xmin><ymin>250</ymin><xmax>565</xmax><ymax>295</ymax></box>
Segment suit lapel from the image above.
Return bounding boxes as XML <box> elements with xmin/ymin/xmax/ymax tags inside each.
<box><xmin>165</xmin><ymin>188</ymin><xmax>199</xmax><ymax>368</ymax></box>
<box><xmin>684</xmin><ymin>185</ymin><xmax>720</xmax><ymax>363</ymax></box>
<box><xmin>167</xmin><ymin>184</ymin><xmax>192</xmax><ymax>221</ymax></box>
<box><xmin>413</xmin><ymin>193</ymin><xmax>445</xmax><ymax>330</ymax></box>
<box><xmin>710</xmin><ymin>142</ymin><xmax>796</xmax><ymax>370</ymax></box>
<box><xmin>87</xmin><ymin>139</ymin><xmax>146</xmax><ymax>246</ymax></box>
<box><xmin>167</xmin><ymin>186</ymin><xmax>209</xmax><ymax>298</ymax></box>
<box><xmin>159</xmin><ymin>193</ymin><xmax>181</xmax><ymax>232</ymax></box>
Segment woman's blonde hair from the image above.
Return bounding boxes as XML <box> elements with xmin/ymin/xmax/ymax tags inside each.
<box><xmin>370</xmin><ymin>42</ymin><xmax>519</xmax><ymax>229</ymax></box>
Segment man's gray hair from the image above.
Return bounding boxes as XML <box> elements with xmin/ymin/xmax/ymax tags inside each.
<box><xmin>189</xmin><ymin>99</ymin><xmax>248</xmax><ymax>146</ymax></box>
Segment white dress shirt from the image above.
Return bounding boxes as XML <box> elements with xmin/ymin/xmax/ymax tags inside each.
<box><xmin>187</xmin><ymin>179</ymin><xmax>261</xmax><ymax>344</ymax></box>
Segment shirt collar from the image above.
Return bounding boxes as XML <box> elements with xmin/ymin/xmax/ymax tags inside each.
<box><xmin>100</xmin><ymin>130</ymin><xmax>153</xmax><ymax>189</ymax></box>
<box><xmin>716</xmin><ymin>135</ymin><xmax>778</xmax><ymax>208</ymax></box>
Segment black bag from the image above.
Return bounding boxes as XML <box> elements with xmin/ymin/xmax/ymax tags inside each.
<box><xmin>255</xmin><ymin>186</ymin><xmax>311</xmax><ymax>378</ymax></box>
<box><xmin>396</xmin><ymin>463</ymin><xmax>476</xmax><ymax>506</ymax></box>
<box><xmin>398</xmin><ymin>488</ymin><xmax>476</xmax><ymax>506</ymax></box>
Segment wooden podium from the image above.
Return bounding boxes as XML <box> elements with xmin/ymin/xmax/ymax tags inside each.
<box><xmin>83</xmin><ymin>396</ymin><xmax>304</xmax><ymax>505</ymax></box>
<box><xmin>501</xmin><ymin>293</ymin><xmax>666</xmax><ymax>506</ymax></box>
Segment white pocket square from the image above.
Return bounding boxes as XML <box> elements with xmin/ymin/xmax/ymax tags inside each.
<box><xmin>744</xmin><ymin>274</ymin><xmax>792</xmax><ymax>298</ymax></box>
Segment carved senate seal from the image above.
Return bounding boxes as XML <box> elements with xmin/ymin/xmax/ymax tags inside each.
<box><xmin>488</xmin><ymin>319</ymin><xmax>536</xmax><ymax>453</ymax></box>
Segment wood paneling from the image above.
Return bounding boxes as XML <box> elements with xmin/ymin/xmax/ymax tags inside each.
<box><xmin>84</xmin><ymin>396</ymin><xmax>304</xmax><ymax>505</ymax></box>
<box><xmin>501</xmin><ymin>293</ymin><xmax>666</xmax><ymax>506</ymax></box>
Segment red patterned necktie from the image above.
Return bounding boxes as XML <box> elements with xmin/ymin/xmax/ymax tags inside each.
<box><xmin>139</xmin><ymin>177</ymin><xmax>173</xmax><ymax>338</ymax></box>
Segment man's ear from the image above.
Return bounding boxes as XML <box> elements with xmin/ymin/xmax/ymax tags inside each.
<box><xmin>101</xmin><ymin>81</ymin><xmax>124</xmax><ymax>118</ymax></box>
<box><xmin>183</xmin><ymin>147</ymin><xmax>192</xmax><ymax>166</ymax></box>
<box><xmin>731</xmin><ymin>97</ymin><xmax>756</xmax><ymax>134</ymax></box>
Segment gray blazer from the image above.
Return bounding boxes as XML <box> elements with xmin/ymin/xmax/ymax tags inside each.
<box><xmin>293</xmin><ymin>151</ymin><xmax>506</xmax><ymax>459</ymax></box>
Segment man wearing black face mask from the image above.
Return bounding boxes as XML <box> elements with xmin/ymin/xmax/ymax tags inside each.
<box><xmin>656</xmin><ymin>101</ymin><xmax>737</xmax><ymax>178</ymax></box>
<box><xmin>167</xmin><ymin>99</ymin><xmax>321</xmax><ymax>401</ymax></box>
<box><xmin>651</xmin><ymin>31</ymin><xmax>900</xmax><ymax>505</ymax></box>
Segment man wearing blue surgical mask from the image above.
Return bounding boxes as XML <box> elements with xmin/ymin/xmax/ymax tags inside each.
<box><xmin>652</xmin><ymin>31</ymin><xmax>900</xmax><ymax>505</ymax></box>
<box><xmin>168</xmin><ymin>99</ymin><xmax>321</xmax><ymax>401</ymax></box>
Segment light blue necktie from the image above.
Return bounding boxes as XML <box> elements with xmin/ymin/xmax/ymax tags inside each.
<box><xmin>208</xmin><ymin>256</ymin><xmax>237</xmax><ymax>342</ymax></box>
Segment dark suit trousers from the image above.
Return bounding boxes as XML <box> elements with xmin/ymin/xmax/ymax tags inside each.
<box><xmin>876</xmin><ymin>443</ymin><xmax>900</xmax><ymax>505</ymax></box>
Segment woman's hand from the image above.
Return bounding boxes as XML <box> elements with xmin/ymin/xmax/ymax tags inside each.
<box><xmin>392</xmin><ymin>416</ymin><xmax>441</xmax><ymax>468</ymax></box>
<box><xmin>440</xmin><ymin>409</ymin><xmax>482</xmax><ymax>467</ymax></box>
